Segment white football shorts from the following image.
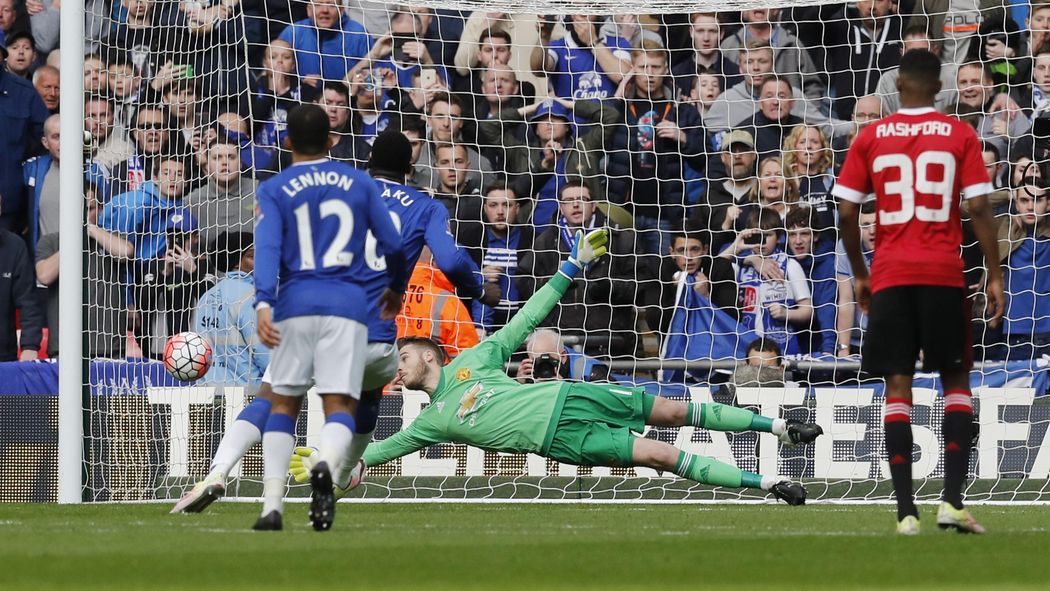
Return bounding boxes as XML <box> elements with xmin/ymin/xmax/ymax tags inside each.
<box><xmin>267</xmin><ymin>316</ymin><xmax>368</xmax><ymax>398</ymax></box>
<box><xmin>262</xmin><ymin>335</ymin><xmax>398</xmax><ymax>395</ymax></box>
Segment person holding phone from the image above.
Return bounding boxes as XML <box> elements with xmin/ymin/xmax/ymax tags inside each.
<box><xmin>351</xmin><ymin>11</ymin><xmax>448</xmax><ymax>91</ymax></box>
<box><xmin>720</xmin><ymin>207</ymin><xmax>812</xmax><ymax>356</ymax></box>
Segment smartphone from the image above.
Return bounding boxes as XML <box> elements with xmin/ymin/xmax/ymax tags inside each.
<box><xmin>743</xmin><ymin>232</ymin><xmax>764</xmax><ymax>246</ymax></box>
<box><xmin>392</xmin><ymin>36</ymin><xmax>410</xmax><ymax>63</ymax></box>
<box><xmin>420</xmin><ymin>67</ymin><xmax>438</xmax><ymax>88</ymax></box>
<box><xmin>173</xmin><ymin>64</ymin><xmax>194</xmax><ymax>79</ymax></box>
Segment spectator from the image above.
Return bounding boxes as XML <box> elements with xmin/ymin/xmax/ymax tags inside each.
<box><xmin>411</xmin><ymin>92</ymin><xmax>495</xmax><ymax>193</ymax></box>
<box><xmin>973</xmin><ymin>14</ymin><xmax>1025</xmax><ymax>94</ymax></box>
<box><xmin>23</xmin><ymin>115</ymin><xmax>108</xmax><ymax>251</ymax></box>
<box><xmin>455</xmin><ymin>12</ymin><xmax>560</xmax><ymax>98</ymax></box>
<box><xmin>102</xmin><ymin>0</ymin><xmax>183</xmax><ymax>85</ymax></box>
<box><xmin>607</xmin><ymin>40</ymin><xmax>705</xmax><ymax>255</ymax></box>
<box><xmin>160</xmin><ymin>79</ymin><xmax>205</xmax><ymax>162</ymax></box>
<box><xmin>251</xmin><ymin>39</ymin><xmax>320</xmax><ymax>173</ymax></box>
<box><xmin>457</xmin><ymin>27</ymin><xmax>535</xmax><ymax>108</ymax></box>
<box><xmin>697</xmin><ymin>130</ymin><xmax>758</xmax><ymax>251</ymax></box>
<box><xmin>703</xmin><ymin>40</ymin><xmax>846</xmax><ymax>137</ymax></box>
<box><xmin>686</xmin><ymin>67</ymin><xmax>724</xmax><ymax>119</ymax></box>
<box><xmin>403</xmin><ymin>64</ymin><xmax>450</xmax><ymax>113</ymax></box>
<box><xmin>832</xmin><ymin>94</ymin><xmax>885</xmax><ymax>169</ymax></box>
<box><xmin>132</xmin><ymin>207</ymin><xmax>211</xmax><ymax>358</ymax></box>
<box><xmin>474</xmin><ymin>63</ymin><xmax>528</xmax><ymax>123</ymax></box>
<box><xmin>183</xmin><ymin>138</ymin><xmax>258</xmax><ymax>250</ymax></box>
<box><xmin>31</xmin><ymin>64</ymin><xmax>58</xmax><ymax>113</ymax></box>
<box><xmin>669</xmin><ymin>13</ymin><xmax>742</xmax><ymax>97</ymax></box>
<box><xmin>600</xmin><ymin>14</ymin><xmax>662</xmax><ymax>49</ymax></box>
<box><xmin>645</xmin><ymin>221</ymin><xmax>738</xmax><ymax>341</ymax></box>
<box><xmin>35</xmin><ymin>184</ymin><xmax>133</xmax><ymax>359</ymax></box>
<box><xmin>783</xmin><ymin>124</ymin><xmax>837</xmax><ymax>232</ymax></box>
<box><xmin>720</xmin><ymin>8</ymin><xmax>824</xmax><ymax>100</ymax></box>
<box><xmin>719</xmin><ymin>207</ymin><xmax>812</xmax><ymax>356</ymax></box>
<box><xmin>100</xmin><ymin>155</ymin><xmax>187</xmax><ymax>261</ymax></box>
<box><xmin>105</xmin><ymin>53</ymin><xmax>146</xmax><ymax>130</ymax></box>
<box><xmin>477</xmin><ymin>97</ymin><xmax>617</xmax><ymax>227</ymax></box>
<box><xmin>532</xmin><ymin>14</ymin><xmax>632</xmax><ymax>100</ymax></box>
<box><xmin>162</xmin><ymin>0</ymin><xmax>249</xmax><ymax>110</ymax></box>
<box><xmin>276</xmin><ymin>0</ymin><xmax>371</xmax><ymax>85</ymax></box>
<box><xmin>396</xmin><ymin>246</ymin><xmax>480</xmax><ymax>359</ymax></box>
<box><xmin>429</xmin><ymin>142</ymin><xmax>484</xmax><ymax>233</ymax></box>
<box><xmin>515</xmin><ymin>328</ymin><xmax>568</xmax><ymax>383</ymax></box>
<box><xmin>345</xmin><ymin>65</ymin><xmax>403</xmax><ymax>149</ymax></box>
<box><xmin>1020</xmin><ymin>1</ymin><xmax>1050</xmax><ymax>82</ymax></box>
<box><xmin>785</xmin><ymin>206</ymin><xmax>837</xmax><ymax>355</ymax></box>
<box><xmin>4</xmin><ymin>30</ymin><xmax>35</xmax><ymax>78</ymax></box>
<box><xmin>109</xmin><ymin>106</ymin><xmax>171</xmax><ymax>197</ymax></box>
<box><xmin>0</xmin><ymin>201</ymin><xmax>42</xmax><ymax>361</ymax></box>
<box><xmin>738</xmin><ymin>77</ymin><xmax>803</xmax><ymax>161</ymax></box>
<box><xmin>84</xmin><ymin>53</ymin><xmax>109</xmax><ymax>94</ymax></box>
<box><xmin>983</xmin><ymin>141</ymin><xmax>1007</xmax><ymax>189</ymax></box>
<box><xmin>0</xmin><ymin>0</ymin><xmax>23</xmax><ymax>39</ymax></box>
<box><xmin>953</xmin><ymin>61</ymin><xmax>1030</xmax><ymax>157</ymax></box>
<box><xmin>987</xmin><ymin>179</ymin><xmax>1050</xmax><ymax>360</ymax></box>
<box><xmin>1024</xmin><ymin>42</ymin><xmax>1050</xmax><ymax>119</ymax></box>
<box><xmin>729</xmin><ymin>155</ymin><xmax>800</xmax><ymax>236</ymax></box>
<box><xmin>904</xmin><ymin>0</ymin><xmax>1006</xmax><ymax>66</ymax></box>
<box><xmin>354</xmin><ymin>10</ymin><xmax>447</xmax><ymax>90</ymax></box>
<box><xmin>1012</xmin><ymin>155</ymin><xmax>1042</xmax><ymax>188</ymax></box>
<box><xmin>730</xmin><ymin>338</ymin><xmax>787</xmax><ymax>386</ymax></box>
<box><xmin>797</xmin><ymin>1</ymin><xmax>904</xmax><ymax>120</ymax></box>
<box><xmin>242</xmin><ymin>0</ymin><xmax>308</xmax><ymax>66</ymax></box>
<box><xmin>876</xmin><ymin>26</ymin><xmax>959</xmax><ymax>114</ymax></box>
<box><xmin>318</xmin><ymin>80</ymin><xmax>369</xmax><ymax>166</ymax></box>
<box><xmin>517</xmin><ymin>178</ymin><xmax>644</xmax><ymax>357</ymax></box>
<box><xmin>192</xmin><ymin>231</ymin><xmax>269</xmax><ymax>384</ymax></box>
<box><xmin>835</xmin><ymin>200</ymin><xmax>877</xmax><ymax>357</ymax></box>
<box><xmin>87</xmin><ymin>95</ymin><xmax>135</xmax><ymax>173</ymax></box>
<box><xmin>0</xmin><ymin>34</ymin><xmax>49</xmax><ymax>232</ymax></box>
<box><xmin>461</xmin><ymin>181</ymin><xmax>536</xmax><ymax>333</ymax></box>
<box><xmin>25</xmin><ymin>0</ymin><xmax>58</xmax><ymax>54</ymax></box>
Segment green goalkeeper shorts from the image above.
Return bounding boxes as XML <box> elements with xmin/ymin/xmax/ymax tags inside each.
<box><xmin>546</xmin><ymin>382</ymin><xmax>654</xmax><ymax>467</ymax></box>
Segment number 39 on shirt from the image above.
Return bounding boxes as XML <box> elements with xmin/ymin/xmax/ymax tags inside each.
<box><xmin>872</xmin><ymin>151</ymin><xmax>956</xmax><ymax>225</ymax></box>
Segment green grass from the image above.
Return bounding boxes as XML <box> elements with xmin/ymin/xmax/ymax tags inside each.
<box><xmin>0</xmin><ymin>503</ymin><xmax>1047</xmax><ymax>590</ymax></box>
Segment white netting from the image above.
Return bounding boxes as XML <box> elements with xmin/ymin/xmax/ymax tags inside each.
<box><xmin>20</xmin><ymin>0</ymin><xmax>1046</xmax><ymax>503</ymax></box>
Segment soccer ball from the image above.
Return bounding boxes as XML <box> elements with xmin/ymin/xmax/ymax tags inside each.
<box><xmin>163</xmin><ymin>332</ymin><xmax>213</xmax><ymax>382</ymax></box>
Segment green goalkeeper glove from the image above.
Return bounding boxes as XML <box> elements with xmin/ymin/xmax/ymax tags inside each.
<box><xmin>567</xmin><ymin>228</ymin><xmax>609</xmax><ymax>270</ymax></box>
<box><xmin>289</xmin><ymin>447</ymin><xmax>365</xmax><ymax>499</ymax></box>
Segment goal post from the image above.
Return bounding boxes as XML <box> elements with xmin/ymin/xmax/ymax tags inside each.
<box><xmin>41</xmin><ymin>0</ymin><xmax>1050</xmax><ymax>505</ymax></box>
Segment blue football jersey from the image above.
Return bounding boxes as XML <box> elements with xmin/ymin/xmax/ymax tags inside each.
<box><xmin>359</xmin><ymin>177</ymin><xmax>483</xmax><ymax>343</ymax></box>
<box><xmin>254</xmin><ymin>159</ymin><xmax>406</xmax><ymax>323</ymax></box>
<box><xmin>547</xmin><ymin>35</ymin><xmax>631</xmax><ymax>100</ymax></box>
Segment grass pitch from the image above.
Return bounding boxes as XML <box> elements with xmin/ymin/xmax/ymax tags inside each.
<box><xmin>0</xmin><ymin>502</ymin><xmax>1046</xmax><ymax>590</ymax></box>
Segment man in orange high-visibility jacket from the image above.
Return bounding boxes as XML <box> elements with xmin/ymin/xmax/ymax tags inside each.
<box><xmin>397</xmin><ymin>248</ymin><xmax>480</xmax><ymax>359</ymax></box>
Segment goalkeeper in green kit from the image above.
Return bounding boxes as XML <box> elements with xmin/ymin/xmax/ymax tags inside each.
<box><xmin>292</xmin><ymin>228</ymin><xmax>822</xmax><ymax>504</ymax></box>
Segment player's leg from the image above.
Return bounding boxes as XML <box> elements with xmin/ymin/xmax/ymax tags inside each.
<box><xmin>629</xmin><ymin>437</ymin><xmax>804</xmax><ymax>504</ymax></box>
<box><xmin>918</xmin><ymin>286</ymin><xmax>985</xmax><ymax>533</ymax></box>
<box><xmin>254</xmin><ymin>316</ymin><xmax>317</xmax><ymax>531</ymax></box>
<box><xmin>308</xmin><ymin>316</ymin><xmax>369</xmax><ymax>531</ymax></box>
<box><xmin>170</xmin><ymin>381</ymin><xmax>276</xmax><ymax>514</ymax></box>
<box><xmin>863</xmin><ymin>286</ymin><xmax>922</xmax><ymax>533</ymax></box>
<box><xmin>342</xmin><ymin>342</ymin><xmax>398</xmax><ymax>484</ymax></box>
<box><xmin>645</xmin><ymin>395</ymin><xmax>822</xmax><ymax>446</ymax></box>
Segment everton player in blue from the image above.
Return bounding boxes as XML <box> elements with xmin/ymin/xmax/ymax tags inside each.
<box><xmin>171</xmin><ymin>130</ymin><xmax>498</xmax><ymax>521</ymax></box>
<box><xmin>250</xmin><ymin>104</ymin><xmax>406</xmax><ymax>531</ymax></box>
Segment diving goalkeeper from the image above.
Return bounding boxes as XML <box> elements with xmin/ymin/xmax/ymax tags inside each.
<box><xmin>293</xmin><ymin>228</ymin><xmax>822</xmax><ymax>504</ymax></box>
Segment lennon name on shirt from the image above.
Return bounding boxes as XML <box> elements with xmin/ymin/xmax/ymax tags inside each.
<box><xmin>280</xmin><ymin>170</ymin><xmax>355</xmax><ymax>198</ymax></box>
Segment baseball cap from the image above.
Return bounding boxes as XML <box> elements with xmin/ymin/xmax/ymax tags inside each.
<box><xmin>164</xmin><ymin>209</ymin><xmax>199</xmax><ymax>233</ymax></box>
<box><xmin>722</xmin><ymin>130</ymin><xmax>756</xmax><ymax>150</ymax></box>
<box><xmin>530</xmin><ymin>99</ymin><xmax>570</xmax><ymax>122</ymax></box>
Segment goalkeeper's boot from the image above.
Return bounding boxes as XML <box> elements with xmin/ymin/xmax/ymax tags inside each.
<box><xmin>170</xmin><ymin>473</ymin><xmax>225</xmax><ymax>514</ymax></box>
<box><xmin>309</xmin><ymin>461</ymin><xmax>336</xmax><ymax>532</ymax></box>
<box><xmin>896</xmin><ymin>515</ymin><xmax>921</xmax><ymax>536</ymax></box>
<box><xmin>937</xmin><ymin>502</ymin><xmax>986</xmax><ymax>534</ymax></box>
<box><xmin>770</xmin><ymin>480</ymin><xmax>807</xmax><ymax>506</ymax></box>
<box><xmin>778</xmin><ymin>420</ymin><xmax>824</xmax><ymax>447</ymax></box>
<box><xmin>252</xmin><ymin>511</ymin><xmax>283</xmax><ymax>531</ymax></box>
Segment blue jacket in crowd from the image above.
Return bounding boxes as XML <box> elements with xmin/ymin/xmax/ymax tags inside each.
<box><xmin>193</xmin><ymin>270</ymin><xmax>270</xmax><ymax>385</ymax></box>
<box><xmin>22</xmin><ymin>155</ymin><xmax>109</xmax><ymax>252</ymax></box>
<box><xmin>98</xmin><ymin>181</ymin><xmax>180</xmax><ymax>260</ymax></box>
<box><xmin>277</xmin><ymin>15</ymin><xmax>372</xmax><ymax>82</ymax></box>
<box><xmin>0</xmin><ymin>70</ymin><xmax>49</xmax><ymax>232</ymax></box>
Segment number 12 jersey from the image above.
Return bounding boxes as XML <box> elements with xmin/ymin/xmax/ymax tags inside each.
<box><xmin>832</xmin><ymin>107</ymin><xmax>993</xmax><ymax>293</ymax></box>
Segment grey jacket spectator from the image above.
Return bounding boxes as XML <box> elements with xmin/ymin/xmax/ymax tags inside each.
<box><xmin>877</xmin><ymin>62</ymin><xmax>958</xmax><ymax>114</ymax></box>
<box><xmin>902</xmin><ymin>0</ymin><xmax>1005</xmax><ymax>65</ymax></box>
<box><xmin>27</xmin><ymin>0</ymin><xmax>59</xmax><ymax>54</ymax></box>
<box><xmin>0</xmin><ymin>227</ymin><xmax>43</xmax><ymax>360</ymax></box>
<box><xmin>183</xmin><ymin>177</ymin><xmax>258</xmax><ymax>252</ymax></box>
<box><xmin>719</xmin><ymin>12</ymin><xmax>825</xmax><ymax>100</ymax></box>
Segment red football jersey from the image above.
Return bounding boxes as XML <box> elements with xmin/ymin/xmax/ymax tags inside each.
<box><xmin>832</xmin><ymin>107</ymin><xmax>993</xmax><ymax>293</ymax></box>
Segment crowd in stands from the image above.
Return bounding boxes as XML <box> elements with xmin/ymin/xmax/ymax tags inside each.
<box><xmin>2</xmin><ymin>2</ymin><xmax>1050</xmax><ymax>381</ymax></box>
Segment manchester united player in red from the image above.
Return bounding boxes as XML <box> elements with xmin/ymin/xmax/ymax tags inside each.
<box><xmin>834</xmin><ymin>50</ymin><xmax>1004</xmax><ymax>535</ymax></box>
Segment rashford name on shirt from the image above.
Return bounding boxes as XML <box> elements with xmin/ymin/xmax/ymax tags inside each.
<box><xmin>875</xmin><ymin>120</ymin><xmax>953</xmax><ymax>138</ymax></box>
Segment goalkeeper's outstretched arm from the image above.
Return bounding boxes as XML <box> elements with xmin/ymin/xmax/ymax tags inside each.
<box><xmin>478</xmin><ymin>228</ymin><xmax>608</xmax><ymax>365</ymax></box>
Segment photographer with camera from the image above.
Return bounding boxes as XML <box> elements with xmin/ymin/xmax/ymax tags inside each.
<box><xmin>515</xmin><ymin>328</ymin><xmax>568</xmax><ymax>383</ymax></box>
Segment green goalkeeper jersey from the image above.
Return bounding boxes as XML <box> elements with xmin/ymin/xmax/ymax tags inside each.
<box><xmin>363</xmin><ymin>270</ymin><xmax>575</xmax><ymax>467</ymax></box>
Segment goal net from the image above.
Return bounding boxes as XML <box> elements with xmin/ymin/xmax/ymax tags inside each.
<box><xmin>31</xmin><ymin>0</ymin><xmax>1050</xmax><ymax>503</ymax></box>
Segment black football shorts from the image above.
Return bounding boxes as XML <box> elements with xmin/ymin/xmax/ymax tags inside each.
<box><xmin>862</xmin><ymin>285</ymin><xmax>972</xmax><ymax>377</ymax></box>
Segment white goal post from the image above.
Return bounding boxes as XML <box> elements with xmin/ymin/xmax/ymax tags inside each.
<box><xmin>39</xmin><ymin>0</ymin><xmax>1050</xmax><ymax>505</ymax></box>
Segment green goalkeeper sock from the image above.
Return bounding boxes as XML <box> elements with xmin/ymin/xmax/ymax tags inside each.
<box><xmin>686</xmin><ymin>402</ymin><xmax>776</xmax><ymax>433</ymax></box>
<box><xmin>673</xmin><ymin>451</ymin><xmax>764</xmax><ymax>489</ymax></box>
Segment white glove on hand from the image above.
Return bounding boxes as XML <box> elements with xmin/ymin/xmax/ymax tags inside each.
<box><xmin>568</xmin><ymin>228</ymin><xmax>609</xmax><ymax>269</ymax></box>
